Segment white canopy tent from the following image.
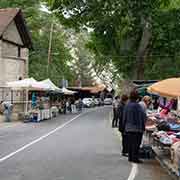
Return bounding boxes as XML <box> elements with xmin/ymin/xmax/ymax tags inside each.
<box><xmin>6</xmin><ymin>78</ymin><xmax>50</xmax><ymax>112</ymax></box>
<box><xmin>6</xmin><ymin>78</ymin><xmax>76</xmax><ymax>113</ymax></box>
<box><xmin>7</xmin><ymin>78</ymin><xmax>50</xmax><ymax>90</ymax></box>
<box><xmin>62</xmin><ymin>87</ymin><xmax>76</xmax><ymax>95</ymax></box>
<box><xmin>40</xmin><ymin>79</ymin><xmax>62</xmax><ymax>92</ymax></box>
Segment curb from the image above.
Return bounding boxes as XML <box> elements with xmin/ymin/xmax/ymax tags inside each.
<box><xmin>153</xmin><ymin>147</ymin><xmax>179</xmax><ymax>180</ymax></box>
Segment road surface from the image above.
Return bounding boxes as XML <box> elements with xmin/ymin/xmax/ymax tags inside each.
<box><xmin>0</xmin><ymin>107</ymin><xmax>173</xmax><ymax>180</ymax></box>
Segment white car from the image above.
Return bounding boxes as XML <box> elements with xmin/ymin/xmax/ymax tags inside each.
<box><xmin>82</xmin><ymin>98</ymin><xmax>94</xmax><ymax>108</ymax></box>
<box><xmin>104</xmin><ymin>98</ymin><xmax>113</xmax><ymax>105</ymax></box>
<box><xmin>94</xmin><ymin>98</ymin><xmax>100</xmax><ymax>106</ymax></box>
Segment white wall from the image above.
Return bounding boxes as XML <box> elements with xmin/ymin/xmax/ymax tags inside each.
<box><xmin>3</xmin><ymin>20</ymin><xmax>23</xmax><ymax>46</ymax></box>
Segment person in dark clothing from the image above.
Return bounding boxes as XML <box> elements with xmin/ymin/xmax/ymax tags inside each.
<box><xmin>152</xmin><ymin>97</ymin><xmax>159</xmax><ymax>110</ymax></box>
<box><xmin>118</xmin><ymin>94</ymin><xmax>129</xmax><ymax>156</ymax></box>
<box><xmin>123</xmin><ymin>90</ymin><xmax>147</xmax><ymax>163</ymax></box>
<box><xmin>62</xmin><ymin>99</ymin><xmax>66</xmax><ymax>114</ymax></box>
<box><xmin>112</xmin><ymin>96</ymin><xmax>120</xmax><ymax>127</ymax></box>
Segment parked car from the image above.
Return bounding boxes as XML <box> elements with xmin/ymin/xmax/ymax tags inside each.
<box><xmin>82</xmin><ymin>98</ymin><xmax>94</xmax><ymax>108</ymax></box>
<box><xmin>94</xmin><ymin>98</ymin><xmax>101</xmax><ymax>106</ymax></box>
<box><xmin>104</xmin><ymin>98</ymin><xmax>113</xmax><ymax>105</ymax></box>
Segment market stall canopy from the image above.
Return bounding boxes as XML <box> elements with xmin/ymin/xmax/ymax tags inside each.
<box><xmin>147</xmin><ymin>78</ymin><xmax>180</xmax><ymax>98</ymax></box>
<box><xmin>40</xmin><ymin>79</ymin><xmax>62</xmax><ymax>92</ymax></box>
<box><xmin>69</xmin><ymin>84</ymin><xmax>106</xmax><ymax>94</ymax></box>
<box><xmin>62</xmin><ymin>87</ymin><xmax>76</xmax><ymax>95</ymax></box>
<box><xmin>90</xmin><ymin>84</ymin><xmax>106</xmax><ymax>93</ymax></box>
<box><xmin>6</xmin><ymin>78</ymin><xmax>50</xmax><ymax>90</ymax></box>
<box><xmin>137</xmin><ymin>84</ymin><xmax>158</xmax><ymax>97</ymax></box>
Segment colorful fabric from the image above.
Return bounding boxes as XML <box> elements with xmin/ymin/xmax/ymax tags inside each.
<box><xmin>169</xmin><ymin>123</ymin><xmax>180</xmax><ymax>131</ymax></box>
<box><xmin>160</xmin><ymin>136</ymin><xmax>173</xmax><ymax>145</ymax></box>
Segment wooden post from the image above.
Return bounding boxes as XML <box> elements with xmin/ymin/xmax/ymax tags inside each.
<box><xmin>47</xmin><ymin>22</ymin><xmax>54</xmax><ymax>76</ymax></box>
<box><xmin>25</xmin><ymin>89</ymin><xmax>29</xmax><ymax>113</ymax></box>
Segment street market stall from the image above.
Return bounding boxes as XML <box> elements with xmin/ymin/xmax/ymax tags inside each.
<box><xmin>7</xmin><ymin>78</ymin><xmax>50</xmax><ymax>112</ymax></box>
<box><xmin>6</xmin><ymin>78</ymin><xmax>58</xmax><ymax>122</ymax></box>
<box><xmin>40</xmin><ymin>79</ymin><xmax>63</xmax><ymax>116</ymax></box>
<box><xmin>145</xmin><ymin>78</ymin><xmax>180</xmax><ymax>177</ymax></box>
<box><xmin>6</xmin><ymin>78</ymin><xmax>79</xmax><ymax>122</ymax></box>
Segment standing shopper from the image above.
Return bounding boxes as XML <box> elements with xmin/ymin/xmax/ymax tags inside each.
<box><xmin>0</xmin><ymin>101</ymin><xmax>13</xmax><ymax>122</ymax></box>
<box><xmin>62</xmin><ymin>99</ymin><xmax>67</xmax><ymax>114</ymax></box>
<box><xmin>118</xmin><ymin>95</ymin><xmax>129</xmax><ymax>156</ymax></box>
<box><xmin>139</xmin><ymin>95</ymin><xmax>152</xmax><ymax>113</ymax></box>
<box><xmin>112</xmin><ymin>96</ymin><xmax>120</xmax><ymax>127</ymax></box>
<box><xmin>123</xmin><ymin>91</ymin><xmax>147</xmax><ymax>163</ymax></box>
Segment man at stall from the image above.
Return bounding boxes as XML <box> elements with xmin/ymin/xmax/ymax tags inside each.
<box><xmin>112</xmin><ymin>96</ymin><xmax>120</xmax><ymax>127</ymax></box>
<box><xmin>123</xmin><ymin>90</ymin><xmax>147</xmax><ymax>163</ymax></box>
<box><xmin>118</xmin><ymin>94</ymin><xmax>129</xmax><ymax>156</ymax></box>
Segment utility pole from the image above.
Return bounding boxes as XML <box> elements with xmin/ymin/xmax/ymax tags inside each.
<box><xmin>47</xmin><ymin>22</ymin><xmax>54</xmax><ymax>77</ymax></box>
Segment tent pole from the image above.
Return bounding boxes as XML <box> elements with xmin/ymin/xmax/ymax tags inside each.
<box><xmin>25</xmin><ymin>89</ymin><xmax>28</xmax><ymax>113</ymax></box>
<box><xmin>178</xmin><ymin>97</ymin><xmax>180</xmax><ymax>111</ymax></box>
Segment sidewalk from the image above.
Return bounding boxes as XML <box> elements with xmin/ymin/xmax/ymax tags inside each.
<box><xmin>153</xmin><ymin>147</ymin><xmax>179</xmax><ymax>180</ymax></box>
<box><xmin>0</xmin><ymin>121</ymin><xmax>22</xmax><ymax>129</ymax></box>
<box><xmin>0</xmin><ymin>107</ymin><xmax>94</xmax><ymax>129</ymax></box>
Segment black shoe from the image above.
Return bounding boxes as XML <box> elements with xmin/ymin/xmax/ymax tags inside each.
<box><xmin>130</xmin><ymin>159</ymin><xmax>143</xmax><ymax>164</ymax></box>
<box><xmin>122</xmin><ymin>153</ymin><xmax>128</xmax><ymax>157</ymax></box>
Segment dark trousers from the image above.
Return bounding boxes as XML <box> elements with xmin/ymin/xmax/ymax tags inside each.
<box><xmin>127</xmin><ymin>132</ymin><xmax>143</xmax><ymax>162</ymax></box>
<box><xmin>121</xmin><ymin>132</ymin><xmax>128</xmax><ymax>154</ymax></box>
<box><xmin>112</xmin><ymin>108</ymin><xmax>118</xmax><ymax>127</ymax></box>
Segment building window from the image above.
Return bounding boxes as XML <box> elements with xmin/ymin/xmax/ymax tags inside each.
<box><xmin>18</xmin><ymin>47</ymin><xmax>21</xmax><ymax>57</ymax></box>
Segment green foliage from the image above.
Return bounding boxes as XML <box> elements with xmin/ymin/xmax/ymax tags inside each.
<box><xmin>0</xmin><ymin>0</ymin><xmax>75</xmax><ymax>86</ymax></box>
<box><xmin>67</xmin><ymin>31</ymin><xmax>96</xmax><ymax>86</ymax></box>
<box><xmin>45</xmin><ymin>0</ymin><xmax>180</xmax><ymax>80</ymax></box>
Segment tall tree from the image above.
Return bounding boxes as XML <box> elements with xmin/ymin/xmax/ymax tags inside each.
<box><xmin>0</xmin><ymin>0</ymin><xmax>75</xmax><ymax>85</ymax></box>
<box><xmin>45</xmin><ymin>0</ymin><xmax>180</xmax><ymax>80</ymax></box>
<box><xmin>67</xmin><ymin>31</ymin><xmax>96</xmax><ymax>86</ymax></box>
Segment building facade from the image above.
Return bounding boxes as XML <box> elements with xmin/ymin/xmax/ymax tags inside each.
<box><xmin>0</xmin><ymin>8</ymin><xmax>32</xmax><ymax>102</ymax></box>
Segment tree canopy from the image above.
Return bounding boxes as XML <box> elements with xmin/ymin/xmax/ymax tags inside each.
<box><xmin>46</xmin><ymin>0</ymin><xmax>180</xmax><ymax>80</ymax></box>
<box><xmin>0</xmin><ymin>0</ymin><xmax>75</xmax><ymax>86</ymax></box>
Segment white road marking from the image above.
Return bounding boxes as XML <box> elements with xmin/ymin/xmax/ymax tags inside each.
<box><xmin>0</xmin><ymin>113</ymin><xmax>83</xmax><ymax>163</ymax></box>
<box><xmin>0</xmin><ymin>107</ymin><xmax>138</xmax><ymax>180</ymax></box>
<box><xmin>127</xmin><ymin>163</ymin><xmax>138</xmax><ymax>180</ymax></box>
<box><xmin>109</xmin><ymin>111</ymin><xmax>139</xmax><ymax>180</ymax></box>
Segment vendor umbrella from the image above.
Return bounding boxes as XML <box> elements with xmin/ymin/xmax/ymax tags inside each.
<box><xmin>147</xmin><ymin>78</ymin><xmax>180</xmax><ymax>98</ymax></box>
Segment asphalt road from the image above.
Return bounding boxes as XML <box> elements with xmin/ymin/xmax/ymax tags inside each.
<box><xmin>0</xmin><ymin>107</ymin><xmax>173</xmax><ymax>180</ymax></box>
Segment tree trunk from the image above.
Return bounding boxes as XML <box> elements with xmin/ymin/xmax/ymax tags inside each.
<box><xmin>136</xmin><ymin>20</ymin><xmax>152</xmax><ymax>80</ymax></box>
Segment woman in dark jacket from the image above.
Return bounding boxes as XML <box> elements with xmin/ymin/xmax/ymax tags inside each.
<box><xmin>123</xmin><ymin>91</ymin><xmax>147</xmax><ymax>163</ymax></box>
<box><xmin>118</xmin><ymin>94</ymin><xmax>129</xmax><ymax>156</ymax></box>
